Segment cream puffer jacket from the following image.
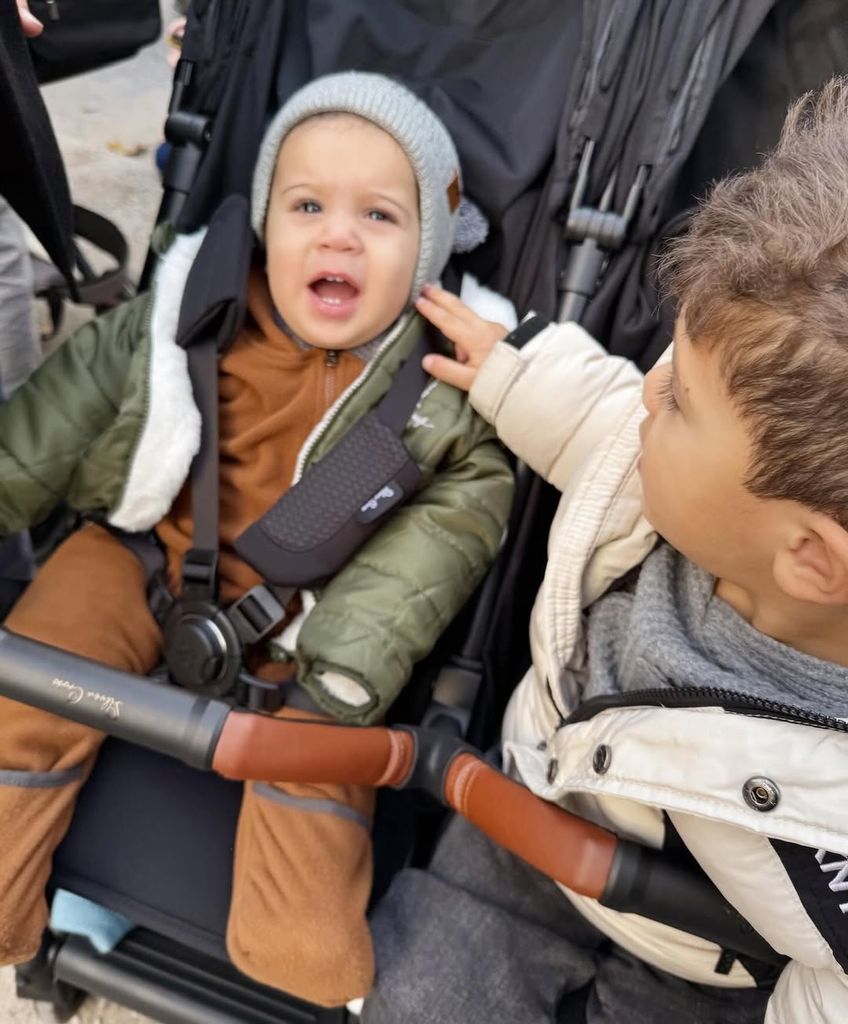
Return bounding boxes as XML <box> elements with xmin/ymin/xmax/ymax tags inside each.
<box><xmin>468</xmin><ymin>319</ymin><xmax>848</xmax><ymax>1024</ymax></box>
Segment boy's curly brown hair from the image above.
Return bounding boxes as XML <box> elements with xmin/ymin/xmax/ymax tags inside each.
<box><xmin>661</xmin><ymin>76</ymin><xmax>848</xmax><ymax>528</ymax></box>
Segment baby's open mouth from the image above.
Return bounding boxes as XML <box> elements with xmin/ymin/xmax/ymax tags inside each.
<box><xmin>309</xmin><ymin>274</ymin><xmax>360</xmax><ymax>306</ymax></box>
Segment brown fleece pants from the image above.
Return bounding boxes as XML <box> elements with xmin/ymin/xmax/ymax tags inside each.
<box><xmin>0</xmin><ymin>524</ymin><xmax>375</xmax><ymax>1006</ymax></box>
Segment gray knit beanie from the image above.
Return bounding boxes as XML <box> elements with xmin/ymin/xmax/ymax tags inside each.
<box><xmin>251</xmin><ymin>71</ymin><xmax>487</xmax><ymax>299</ymax></box>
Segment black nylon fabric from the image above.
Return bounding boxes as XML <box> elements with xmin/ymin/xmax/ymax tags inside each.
<box><xmin>508</xmin><ymin>0</ymin><xmax>774</xmax><ymax>355</ymax></box>
<box><xmin>52</xmin><ymin>739</ymin><xmax>241</xmax><ymax>959</ymax></box>
<box><xmin>582</xmin><ymin>0</ymin><xmax>848</xmax><ymax>370</ymax></box>
<box><xmin>176</xmin><ymin>0</ymin><xmax>583</xmax><ymax>318</ymax></box>
<box><xmin>0</xmin><ymin>0</ymin><xmax>75</xmax><ymax>285</ymax></box>
<box><xmin>173</xmin><ymin>0</ymin><xmax>774</xmax><ymax>337</ymax></box>
<box><xmin>27</xmin><ymin>0</ymin><xmax>161</xmax><ymax>84</ymax></box>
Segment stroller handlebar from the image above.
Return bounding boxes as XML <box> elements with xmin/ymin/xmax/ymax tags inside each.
<box><xmin>0</xmin><ymin>627</ymin><xmax>784</xmax><ymax>964</ymax></box>
<box><xmin>0</xmin><ymin>626</ymin><xmax>616</xmax><ymax>898</ymax></box>
<box><xmin>0</xmin><ymin>628</ymin><xmax>228</xmax><ymax>769</ymax></box>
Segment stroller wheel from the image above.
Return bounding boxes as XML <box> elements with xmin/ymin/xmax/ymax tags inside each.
<box><xmin>14</xmin><ymin>932</ymin><xmax>87</xmax><ymax>1023</ymax></box>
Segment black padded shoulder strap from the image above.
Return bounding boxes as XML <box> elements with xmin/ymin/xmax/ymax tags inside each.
<box><xmin>177</xmin><ymin>193</ymin><xmax>253</xmax><ymax>353</ymax></box>
<box><xmin>178</xmin><ymin>195</ymin><xmax>438</xmax><ymax>593</ymax></box>
<box><xmin>178</xmin><ymin>194</ymin><xmax>254</xmax><ymax>597</ymax></box>
<box><xmin>234</xmin><ymin>324</ymin><xmax>436</xmax><ymax>587</ymax></box>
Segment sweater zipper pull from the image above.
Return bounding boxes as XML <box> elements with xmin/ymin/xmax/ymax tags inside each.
<box><xmin>324</xmin><ymin>350</ymin><xmax>339</xmax><ymax>406</ymax></box>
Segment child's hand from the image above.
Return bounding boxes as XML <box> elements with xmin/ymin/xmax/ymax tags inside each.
<box><xmin>416</xmin><ymin>284</ymin><xmax>508</xmax><ymax>392</ymax></box>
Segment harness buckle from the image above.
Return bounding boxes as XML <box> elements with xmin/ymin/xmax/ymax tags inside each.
<box><xmin>181</xmin><ymin>547</ymin><xmax>218</xmax><ymax>599</ymax></box>
<box><xmin>227</xmin><ymin>584</ymin><xmax>286</xmax><ymax>645</ymax></box>
<box><xmin>147</xmin><ymin>571</ymin><xmax>175</xmax><ymax>625</ymax></box>
<box><xmin>234</xmin><ymin>672</ymin><xmax>286</xmax><ymax>713</ymax></box>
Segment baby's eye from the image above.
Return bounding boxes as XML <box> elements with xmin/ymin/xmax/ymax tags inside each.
<box><xmin>366</xmin><ymin>209</ymin><xmax>394</xmax><ymax>223</ymax></box>
<box><xmin>295</xmin><ymin>200</ymin><xmax>321</xmax><ymax>214</ymax></box>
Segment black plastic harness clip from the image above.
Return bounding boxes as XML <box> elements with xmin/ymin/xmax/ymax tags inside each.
<box><xmin>227</xmin><ymin>584</ymin><xmax>286</xmax><ymax>645</ymax></box>
<box><xmin>181</xmin><ymin>547</ymin><xmax>218</xmax><ymax>599</ymax></box>
<box><xmin>234</xmin><ymin>673</ymin><xmax>286</xmax><ymax>714</ymax></box>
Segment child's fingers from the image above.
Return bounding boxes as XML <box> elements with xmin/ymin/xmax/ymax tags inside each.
<box><xmin>420</xmin><ymin>284</ymin><xmax>479</xmax><ymax>325</ymax></box>
<box><xmin>416</xmin><ymin>295</ymin><xmax>490</xmax><ymax>353</ymax></box>
<box><xmin>422</xmin><ymin>353</ymin><xmax>477</xmax><ymax>392</ymax></box>
<box><xmin>416</xmin><ymin>291</ymin><xmax>463</xmax><ymax>323</ymax></box>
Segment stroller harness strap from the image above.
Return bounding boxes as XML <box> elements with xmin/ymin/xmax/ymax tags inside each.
<box><xmin>233</xmin><ymin>329</ymin><xmax>430</xmax><ymax>586</ymax></box>
<box><xmin>140</xmin><ymin>195</ymin><xmax>434</xmax><ymax>704</ymax></box>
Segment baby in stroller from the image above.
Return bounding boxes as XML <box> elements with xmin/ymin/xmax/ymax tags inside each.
<box><xmin>0</xmin><ymin>71</ymin><xmax>512</xmax><ymax>1007</ymax></box>
<box><xmin>363</xmin><ymin>79</ymin><xmax>848</xmax><ymax>1023</ymax></box>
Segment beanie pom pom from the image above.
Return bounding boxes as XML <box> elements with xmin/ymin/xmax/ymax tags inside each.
<box><xmin>452</xmin><ymin>197</ymin><xmax>489</xmax><ymax>253</ymax></box>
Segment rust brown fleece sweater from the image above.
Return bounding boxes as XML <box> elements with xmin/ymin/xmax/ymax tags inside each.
<box><xmin>157</xmin><ymin>265</ymin><xmax>365</xmax><ymax>604</ymax></box>
<box><xmin>0</xmin><ymin>269</ymin><xmax>381</xmax><ymax>1004</ymax></box>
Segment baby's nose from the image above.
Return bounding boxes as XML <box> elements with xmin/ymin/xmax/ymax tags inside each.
<box><xmin>320</xmin><ymin>215</ymin><xmax>359</xmax><ymax>250</ymax></box>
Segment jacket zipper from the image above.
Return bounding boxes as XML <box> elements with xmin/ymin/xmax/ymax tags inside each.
<box><xmin>562</xmin><ymin>685</ymin><xmax>848</xmax><ymax>733</ymax></box>
<box><xmin>292</xmin><ymin>310</ymin><xmax>413</xmax><ymax>485</ymax></box>
<box><xmin>324</xmin><ymin>349</ymin><xmax>339</xmax><ymax>408</ymax></box>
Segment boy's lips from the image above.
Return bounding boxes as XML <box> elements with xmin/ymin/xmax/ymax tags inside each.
<box><xmin>308</xmin><ymin>271</ymin><xmax>361</xmax><ymax>319</ymax></box>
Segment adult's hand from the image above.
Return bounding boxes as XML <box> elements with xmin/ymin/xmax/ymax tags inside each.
<box><xmin>16</xmin><ymin>0</ymin><xmax>43</xmax><ymax>37</ymax></box>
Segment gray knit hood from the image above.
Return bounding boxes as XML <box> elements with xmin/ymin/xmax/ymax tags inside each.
<box><xmin>250</xmin><ymin>71</ymin><xmax>486</xmax><ymax>299</ymax></box>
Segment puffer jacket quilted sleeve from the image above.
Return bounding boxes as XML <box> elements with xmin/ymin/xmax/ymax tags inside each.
<box><xmin>469</xmin><ymin>318</ymin><xmax>645</xmax><ymax>491</ymax></box>
<box><xmin>294</xmin><ymin>397</ymin><xmax>513</xmax><ymax>726</ymax></box>
<box><xmin>0</xmin><ymin>295</ymin><xmax>152</xmax><ymax>536</ymax></box>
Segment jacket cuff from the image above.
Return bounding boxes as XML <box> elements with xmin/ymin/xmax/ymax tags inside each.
<box><xmin>470</xmin><ymin>315</ymin><xmax>549</xmax><ymax>424</ymax></box>
<box><xmin>298</xmin><ymin>662</ymin><xmax>382</xmax><ymax>725</ymax></box>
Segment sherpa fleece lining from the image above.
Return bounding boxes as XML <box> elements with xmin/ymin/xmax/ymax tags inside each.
<box><xmin>108</xmin><ymin>231</ymin><xmax>206</xmax><ymax>531</ymax></box>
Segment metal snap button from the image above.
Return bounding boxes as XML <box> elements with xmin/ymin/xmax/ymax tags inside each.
<box><xmin>592</xmin><ymin>744</ymin><xmax>611</xmax><ymax>774</ymax></box>
<box><xmin>546</xmin><ymin>758</ymin><xmax>559</xmax><ymax>784</ymax></box>
<box><xmin>743</xmin><ymin>776</ymin><xmax>780</xmax><ymax>812</ymax></box>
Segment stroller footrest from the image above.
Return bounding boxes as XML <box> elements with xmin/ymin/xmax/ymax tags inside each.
<box><xmin>52</xmin><ymin>931</ymin><xmax>349</xmax><ymax>1024</ymax></box>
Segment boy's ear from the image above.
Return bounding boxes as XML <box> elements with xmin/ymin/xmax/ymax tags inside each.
<box><xmin>772</xmin><ymin>512</ymin><xmax>848</xmax><ymax>605</ymax></box>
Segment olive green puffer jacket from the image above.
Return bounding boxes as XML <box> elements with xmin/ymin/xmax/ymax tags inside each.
<box><xmin>0</xmin><ymin>229</ymin><xmax>513</xmax><ymax>723</ymax></box>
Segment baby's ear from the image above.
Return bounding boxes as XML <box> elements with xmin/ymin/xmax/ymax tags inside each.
<box><xmin>772</xmin><ymin>512</ymin><xmax>848</xmax><ymax>605</ymax></box>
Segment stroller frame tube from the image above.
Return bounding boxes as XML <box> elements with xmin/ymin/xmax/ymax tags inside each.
<box><xmin>0</xmin><ymin>627</ymin><xmax>784</xmax><ymax>967</ymax></box>
<box><xmin>0</xmin><ymin>629</ymin><xmax>229</xmax><ymax>770</ymax></box>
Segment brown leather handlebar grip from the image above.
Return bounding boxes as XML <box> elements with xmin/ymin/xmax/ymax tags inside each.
<box><xmin>211</xmin><ymin>710</ymin><xmax>416</xmax><ymax>788</ymax></box>
<box><xmin>444</xmin><ymin>752</ymin><xmax>617</xmax><ymax>899</ymax></box>
<box><xmin>212</xmin><ymin>714</ymin><xmax>618</xmax><ymax>900</ymax></box>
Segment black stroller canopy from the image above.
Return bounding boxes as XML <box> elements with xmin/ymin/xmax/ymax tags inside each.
<box><xmin>172</xmin><ymin>0</ymin><xmax>774</xmax><ymax>345</ymax></box>
<box><xmin>176</xmin><ymin>0</ymin><xmax>585</xmax><ymax>292</ymax></box>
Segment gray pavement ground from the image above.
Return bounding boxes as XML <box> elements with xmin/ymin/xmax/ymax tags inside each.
<box><xmin>1</xmin><ymin>5</ymin><xmax>176</xmax><ymax>1021</ymax></box>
